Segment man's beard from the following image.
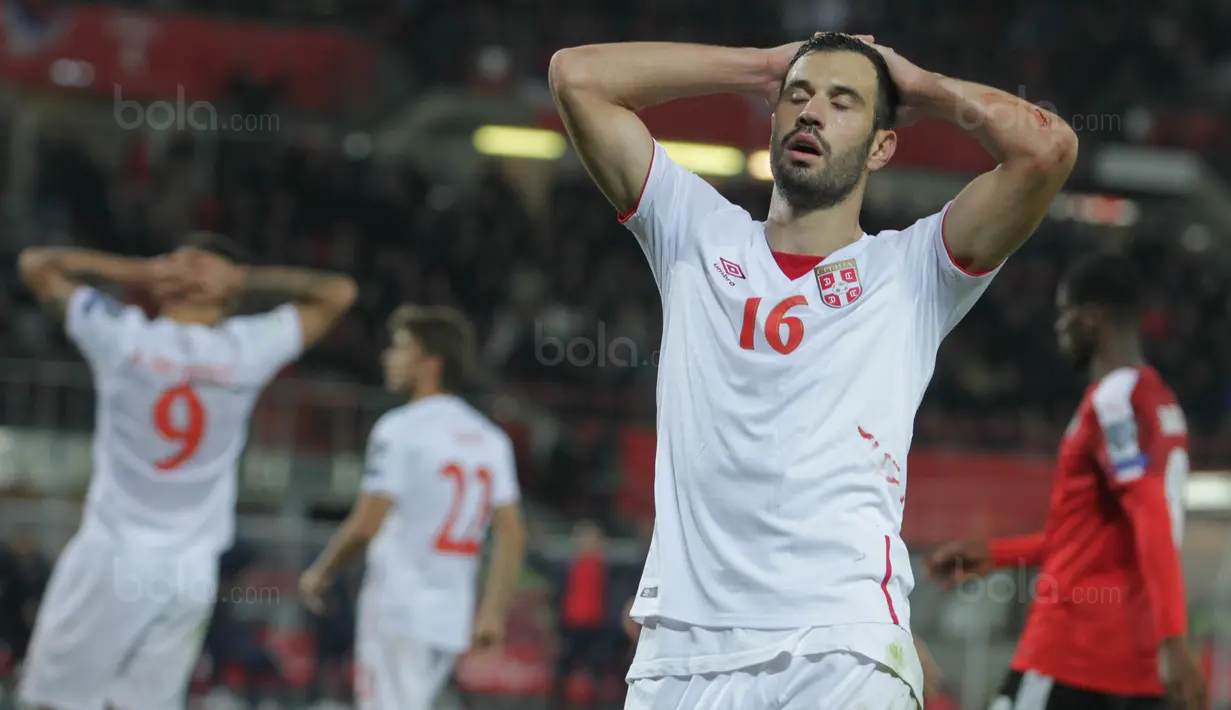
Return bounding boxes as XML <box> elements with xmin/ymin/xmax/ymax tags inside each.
<box><xmin>770</xmin><ymin>129</ymin><xmax>874</xmax><ymax>212</ymax></box>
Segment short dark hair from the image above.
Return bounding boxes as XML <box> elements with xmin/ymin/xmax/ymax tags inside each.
<box><xmin>387</xmin><ymin>304</ymin><xmax>475</xmax><ymax>392</ymax></box>
<box><xmin>182</xmin><ymin>231</ymin><xmax>249</xmax><ymax>264</ymax></box>
<box><xmin>782</xmin><ymin>33</ymin><xmax>900</xmax><ymax>132</ymax></box>
<box><xmin>1061</xmin><ymin>251</ymin><xmax>1141</xmax><ymax>322</ymax></box>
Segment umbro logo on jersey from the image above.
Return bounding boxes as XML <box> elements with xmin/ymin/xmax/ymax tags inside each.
<box><xmin>815</xmin><ymin>259</ymin><xmax>862</xmax><ymax>308</ymax></box>
<box><xmin>712</xmin><ymin>257</ymin><xmax>746</xmax><ymax>286</ymax></box>
<box><xmin>639</xmin><ymin>586</ymin><xmax>658</xmax><ymax>599</ymax></box>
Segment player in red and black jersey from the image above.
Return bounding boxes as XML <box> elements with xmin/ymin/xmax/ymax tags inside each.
<box><xmin>927</xmin><ymin>252</ymin><xmax>1207</xmax><ymax>710</ymax></box>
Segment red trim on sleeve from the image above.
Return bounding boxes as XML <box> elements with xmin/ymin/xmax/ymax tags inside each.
<box><xmin>881</xmin><ymin>535</ymin><xmax>900</xmax><ymax>625</ymax></box>
<box><xmin>939</xmin><ymin>202</ymin><xmax>998</xmax><ymax>277</ymax></box>
<box><xmin>988</xmin><ymin>532</ymin><xmax>1048</xmax><ymax>568</ymax></box>
<box><xmin>617</xmin><ymin>143</ymin><xmax>656</xmax><ymax>224</ymax></box>
<box><xmin>1120</xmin><ymin>478</ymin><xmax>1189</xmax><ymax>641</ymax></box>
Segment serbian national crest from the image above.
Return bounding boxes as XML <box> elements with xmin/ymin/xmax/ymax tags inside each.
<box><xmin>814</xmin><ymin>259</ymin><xmax>862</xmax><ymax>308</ymax></box>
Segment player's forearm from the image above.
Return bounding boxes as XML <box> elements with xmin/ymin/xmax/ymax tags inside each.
<box><xmin>1122</xmin><ymin>482</ymin><xmax>1189</xmax><ymax>640</ymax></box>
<box><xmin>549</xmin><ymin>43</ymin><xmax>775</xmax><ymax>111</ymax></box>
<box><xmin>19</xmin><ymin>248</ymin><xmax>148</xmax><ymax>288</ymax></box>
<box><xmin>479</xmin><ymin>519</ymin><xmax>527</xmax><ymax>619</ymax></box>
<box><xmin>988</xmin><ymin>532</ymin><xmax>1047</xmax><ymax>568</ymax></box>
<box><xmin>312</xmin><ymin>521</ymin><xmax>371</xmax><ymax>577</ymax></box>
<box><xmin>241</xmin><ymin>266</ymin><xmax>357</xmax><ymax>307</ymax></box>
<box><xmin>915</xmin><ymin>76</ymin><xmax>1078</xmax><ymax>174</ymax></box>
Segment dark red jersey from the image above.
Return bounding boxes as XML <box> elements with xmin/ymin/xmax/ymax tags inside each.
<box><xmin>990</xmin><ymin>365</ymin><xmax>1189</xmax><ymax>697</ymax></box>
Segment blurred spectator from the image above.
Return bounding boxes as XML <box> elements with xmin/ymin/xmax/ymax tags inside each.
<box><xmin>303</xmin><ymin>548</ymin><xmax>358</xmax><ymax>705</ymax></box>
<box><xmin>205</xmin><ymin>540</ymin><xmax>284</xmax><ymax>703</ymax></box>
<box><xmin>538</xmin><ymin>520</ymin><xmax>611</xmax><ymax>709</ymax></box>
<box><xmin>0</xmin><ymin>537</ymin><xmax>48</xmax><ymax>666</ymax></box>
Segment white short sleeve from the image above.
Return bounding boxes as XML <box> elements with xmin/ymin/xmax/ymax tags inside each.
<box><xmin>360</xmin><ymin>414</ymin><xmax>416</xmax><ymax>500</ymax></box>
<box><xmin>65</xmin><ymin>286</ymin><xmax>143</xmax><ymax>371</ymax></box>
<box><xmin>1091</xmin><ymin>368</ymin><xmax>1148</xmax><ymax>484</ymax></box>
<box><xmin>620</xmin><ymin>141</ymin><xmax>743</xmax><ymax>292</ymax></box>
<box><xmin>887</xmin><ymin>201</ymin><xmax>1001</xmax><ymax>343</ymax></box>
<box><xmin>227</xmin><ymin>304</ymin><xmax>303</xmax><ymax>384</ymax></box>
<box><xmin>490</xmin><ymin>435</ymin><xmax>521</xmax><ymax>508</ymax></box>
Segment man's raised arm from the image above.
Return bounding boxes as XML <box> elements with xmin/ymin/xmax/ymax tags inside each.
<box><xmin>548</xmin><ymin>42</ymin><xmax>789</xmax><ymax>216</ymax></box>
<box><xmin>239</xmin><ymin>266</ymin><xmax>357</xmax><ymax>349</ymax></box>
<box><xmin>18</xmin><ymin>248</ymin><xmax>158</xmax><ymax>319</ymax></box>
<box><xmin>869</xmin><ymin>44</ymin><xmax>1079</xmax><ymax>273</ymax></box>
<box><xmin>939</xmin><ymin>76</ymin><xmax>1078</xmax><ymax>272</ymax></box>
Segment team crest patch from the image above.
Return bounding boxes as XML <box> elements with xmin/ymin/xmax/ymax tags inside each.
<box><xmin>815</xmin><ymin>259</ymin><xmax>862</xmax><ymax>308</ymax></box>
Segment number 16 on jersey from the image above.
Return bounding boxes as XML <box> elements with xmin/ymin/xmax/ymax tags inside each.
<box><xmin>739</xmin><ymin>296</ymin><xmax>807</xmax><ymax>355</ymax></box>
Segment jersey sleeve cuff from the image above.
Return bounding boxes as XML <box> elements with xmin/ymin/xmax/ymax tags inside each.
<box><xmin>359</xmin><ymin>474</ymin><xmax>399</xmax><ymax>498</ymax></box>
<box><xmin>988</xmin><ymin>534</ymin><xmax>1043</xmax><ymax>568</ymax></box>
<box><xmin>493</xmin><ymin>490</ymin><xmax>521</xmax><ymax>508</ymax></box>
<box><xmin>276</xmin><ymin>302</ymin><xmax>306</xmax><ymax>358</ymax></box>
<box><xmin>617</xmin><ymin>141</ymin><xmax>660</xmax><ymax>225</ymax></box>
<box><xmin>988</xmin><ymin>539</ymin><xmax>1017</xmax><ymax>568</ymax></box>
<box><xmin>938</xmin><ymin>200</ymin><xmax>1002</xmax><ymax>278</ymax></box>
<box><xmin>64</xmin><ymin>285</ymin><xmax>96</xmax><ymax>331</ymax></box>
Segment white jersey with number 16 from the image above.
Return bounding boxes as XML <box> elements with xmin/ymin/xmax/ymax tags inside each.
<box><xmin>622</xmin><ymin>143</ymin><xmax>1001</xmax><ymax>693</ymax></box>
<box><xmin>66</xmin><ymin>286</ymin><xmax>303</xmax><ymax>556</ymax></box>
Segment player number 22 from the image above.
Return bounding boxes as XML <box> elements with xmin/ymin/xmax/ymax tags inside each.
<box><xmin>739</xmin><ymin>296</ymin><xmax>807</xmax><ymax>354</ymax></box>
<box><xmin>151</xmin><ymin>383</ymin><xmax>206</xmax><ymax>471</ymax></box>
<box><xmin>434</xmin><ymin>463</ymin><xmax>493</xmax><ymax>556</ymax></box>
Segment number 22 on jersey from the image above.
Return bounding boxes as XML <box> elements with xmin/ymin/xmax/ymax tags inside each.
<box><xmin>434</xmin><ymin>463</ymin><xmax>493</xmax><ymax>556</ymax></box>
<box><xmin>152</xmin><ymin>383</ymin><xmax>207</xmax><ymax>471</ymax></box>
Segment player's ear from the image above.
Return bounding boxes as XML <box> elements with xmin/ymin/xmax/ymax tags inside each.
<box><xmin>1076</xmin><ymin>306</ymin><xmax>1101</xmax><ymax>338</ymax></box>
<box><xmin>867</xmin><ymin>129</ymin><xmax>896</xmax><ymax>172</ymax></box>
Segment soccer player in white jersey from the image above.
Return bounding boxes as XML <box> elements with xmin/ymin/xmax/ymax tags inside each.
<box><xmin>550</xmin><ymin>32</ymin><xmax>1078</xmax><ymax>708</ymax></box>
<box><xmin>15</xmin><ymin>232</ymin><xmax>357</xmax><ymax>710</ymax></box>
<box><xmin>300</xmin><ymin>304</ymin><xmax>527</xmax><ymax>710</ymax></box>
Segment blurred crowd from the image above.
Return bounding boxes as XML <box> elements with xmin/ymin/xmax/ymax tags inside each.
<box><xmin>4</xmin><ymin>127</ymin><xmax>1230</xmax><ymax>468</ymax></box>
<box><xmin>109</xmin><ymin>0</ymin><xmax>1231</xmax><ymax>148</ymax></box>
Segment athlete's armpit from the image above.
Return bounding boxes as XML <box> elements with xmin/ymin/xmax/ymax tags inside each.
<box><xmin>38</xmin><ymin>290</ymin><xmax>72</xmax><ymax>321</ymax></box>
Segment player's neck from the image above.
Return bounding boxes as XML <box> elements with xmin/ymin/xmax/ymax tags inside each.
<box><xmin>409</xmin><ymin>383</ymin><xmax>448</xmax><ymax>403</ymax></box>
<box><xmin>764</xmin><ymin>189</ymin><xmax>864</xmax><ymax>256</ymax></box>
<box><xmin>159</xmin><ymin>304</ymin><xmax>225</xmax><ymax>326</ymax></box>
<box><xmin>1089</xmin><ymin>334</ymin><xmax>1145</xmax><ymax>382</ymax></box>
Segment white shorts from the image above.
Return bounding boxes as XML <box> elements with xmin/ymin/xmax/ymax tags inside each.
<box><xmin>18</xmin><ymin>532</ymin><xmax>217</xmax><ymax>710</ymax></box>
<box><xmin>625</xmin><ymin>650</ymin><xmax>919</xmax><ymax>710</ymax></box>
<box><xmin>355</xmin><ymin>633</ymin><xmax>456</xmax><ymax>710</ymax></box>
<box><xmin>354</xmin><ymin>587</ymin><xmax>460</xmax><ymax>710</ymax></box>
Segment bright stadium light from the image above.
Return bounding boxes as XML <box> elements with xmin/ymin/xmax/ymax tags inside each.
<box><xmin>659</xmin><ymin>141</ymin><xmax>746</xmax><ymax>177</ymax></box>
<box><xmin>747</xmin><ymin>150</ymin><xmax>773</xmax><ymax>181</ymax></box>
<box><xmin>472</xmin><ymin>125</ymin><xmax>568</xmax><ymax>160</ymax></box>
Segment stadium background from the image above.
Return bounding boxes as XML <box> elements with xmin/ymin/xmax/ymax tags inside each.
<box><xmin>0</xmin><ymin>0</ymin><xmax>1229</xmax><ymax>708</ymax></box>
